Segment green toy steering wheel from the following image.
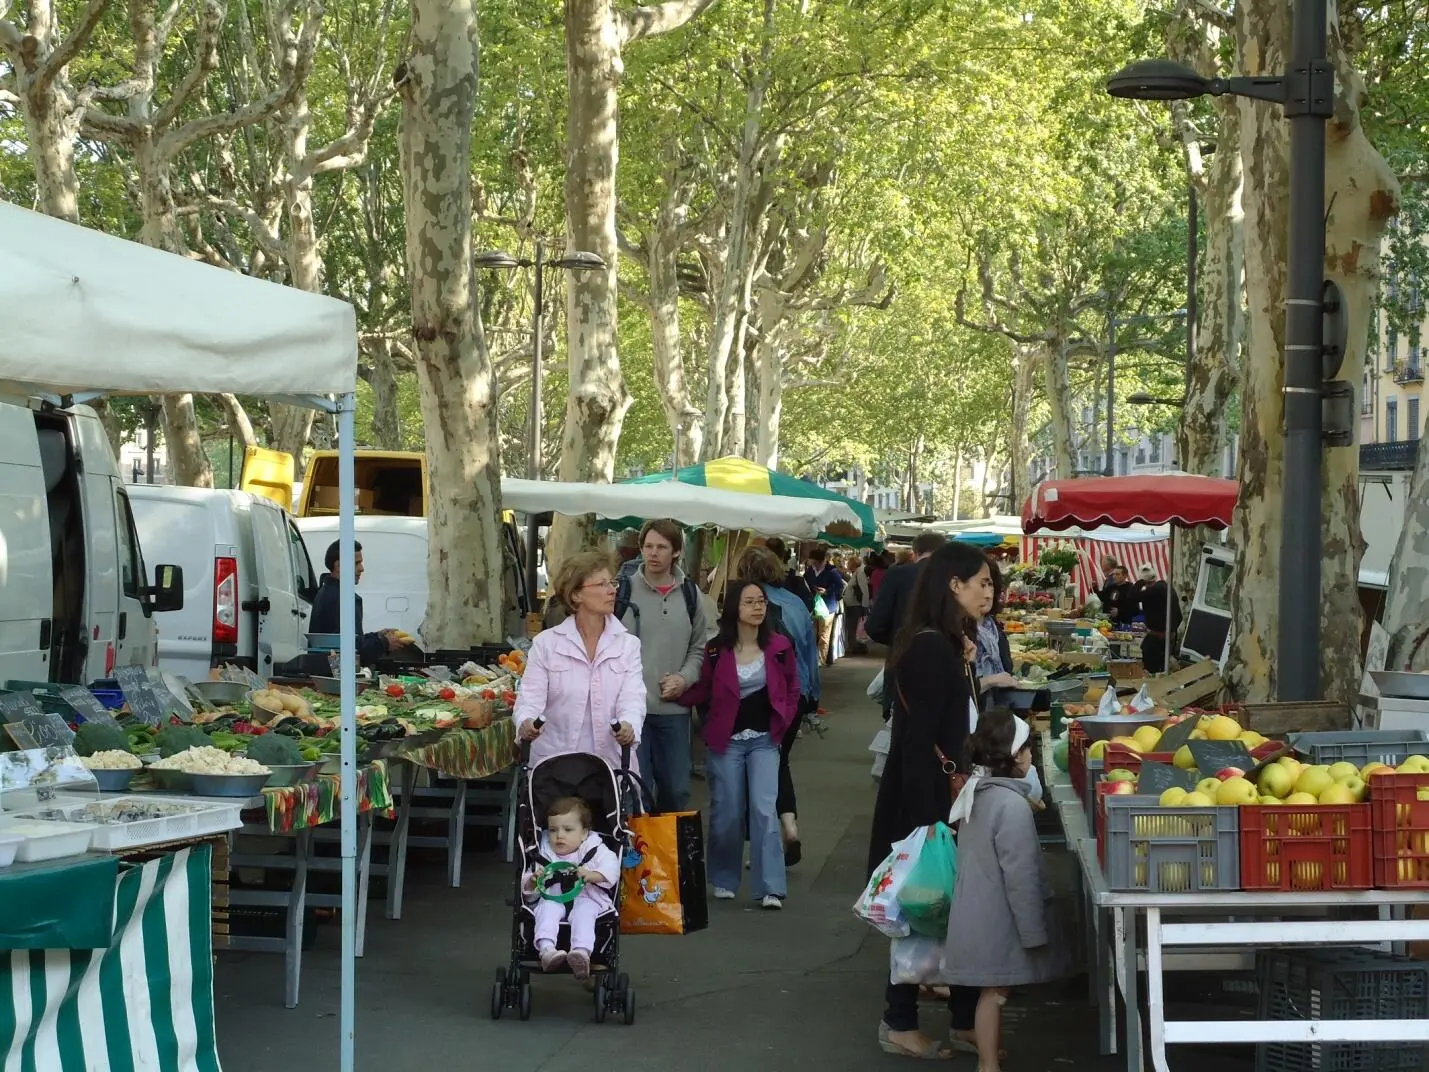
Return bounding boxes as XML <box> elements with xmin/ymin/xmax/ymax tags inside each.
<box><xmin>536</xmin><ymin>860</ymin><xmax>585</xmax><ymax>904</ymax></box>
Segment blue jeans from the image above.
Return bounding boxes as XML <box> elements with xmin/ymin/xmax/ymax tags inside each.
<box><xmin>637</xmin><ymin>713</ymin><xmax>691</xmax><ymax>814</ymax></box>
<box><xmin>706</xmin><ymin>733</ymin><xmax>785</xmax><ymax>899</ymax></box>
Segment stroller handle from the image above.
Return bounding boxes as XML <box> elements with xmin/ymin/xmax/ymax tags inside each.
<box><xmin>518</xmin><ymin>716</ymin><xmax>547</xmax><ymax>765</ymax></box>
<box><xmin>610</xmin><ymin>720</ymin><xmax>631</xmax><ymax>771</ymax></box>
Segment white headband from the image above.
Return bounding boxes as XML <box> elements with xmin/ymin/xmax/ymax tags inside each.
<box><xmin>1011</xmin><ymin>714</ymin><xmax>1031</xmax><ymax>755</ymax></box>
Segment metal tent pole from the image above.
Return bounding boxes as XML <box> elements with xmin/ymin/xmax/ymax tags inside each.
<box><xmin>337</xmin><ymin>394</ymin><xmax>358</xmax><ymax>1072</ymax></box>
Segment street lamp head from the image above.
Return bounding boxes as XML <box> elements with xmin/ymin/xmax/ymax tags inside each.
<box><xmin>550</xmin><ymin>250</ymin><xmax>607</xmax><ymax>272</ymax></box>
<box><xmin>1106</xmin><ymin>59</ymin><xmax>1212</xmax><ymax>101</ymax></box>
<box><xmin>1127</xmin><ymin>391</ymin><xmax>1158</xmax><ymax>405</ymax></box>
<box><xmin>473</xmin><ymin>250</ymin><xmax>523</xmax><ymax>270</ymax></box>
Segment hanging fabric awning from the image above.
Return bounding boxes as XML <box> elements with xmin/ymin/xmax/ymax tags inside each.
<box><xmin>1021</xmin><ymin>474</ymin><xmax>1238</xmax><ymax>534</ymax></box>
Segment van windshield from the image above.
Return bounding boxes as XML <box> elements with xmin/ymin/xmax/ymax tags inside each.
<box><xmin>301</xmin><ymin>454</ymin><xmax>425</xmax><ymax>518</ymax></box>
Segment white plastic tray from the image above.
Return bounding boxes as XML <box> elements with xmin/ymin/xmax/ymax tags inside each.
<box><xmin>8</xmin><ymin>795</ymin><xmax>243</xmax><ymax>852</ymax></box>
<box><xmin>0</xmin><ymin>820</ymin><xmax>94</xmax><ymax>862</ymax></box>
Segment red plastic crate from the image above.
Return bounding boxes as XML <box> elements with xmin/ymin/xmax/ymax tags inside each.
<box><xmin>1095</xmin><ymin>780</ymin><xmax>1143</xmax><ymax>864</ymax></box>
<box><xmin>1369</xmin><ymin>771</ymin><xmax>1429</xmax><ymax>889</ymax></box>
<box><xmin>1102</xmin><ymin>745</ymin><xmax>1175</xmax><ymax>778</ymax></box>
<box><xmin>1239</xmin><ymin>803</ymin><xmax>1373</xmax><ymax>891</ymax></box>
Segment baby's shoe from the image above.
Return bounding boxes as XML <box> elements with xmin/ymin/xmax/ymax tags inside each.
<box><xmin>538</xmin><ymin>945</ymin><xmax>566</xmax><ymax>972</ymax></box>
<box><xmin>567</xmin><ymin>949</ymin><xmax>592</xmax><ymax>981</ymax></box>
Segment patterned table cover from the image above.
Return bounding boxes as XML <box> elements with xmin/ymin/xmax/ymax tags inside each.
<box><xmin>260</xmin><ymin>759</ymin><xmax>394</xmax><ymax>833</ymax></box>
<box><xmin>396</xmin><ymin>719</ymin><xmax>518</xmax><ymax>781</ymax></box>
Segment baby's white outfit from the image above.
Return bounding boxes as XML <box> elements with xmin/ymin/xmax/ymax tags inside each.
<box><xmin>526</xmin><ymin>830</ymin><xmax>620</xmax><ymax>954</ymax></box>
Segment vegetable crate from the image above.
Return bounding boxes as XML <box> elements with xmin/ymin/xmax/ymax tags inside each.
<box><xmin>1293</xmin><ymin>730</ymin><xmax>1429</xmax><ymax>770</ymax></box>
<box><xmin>1254</xmin><ymin>947</ymin><xmax>1429</xmax><ymax>1072</ymax></box>
<box><xmin>1238</xmin><ymin>803</ymin><xmax>1373</xmax><ymax>892</ymax></box>
<box><xmin>1369</xmin><ymin>772</ymin><xmax>1429</xmax><ymax>890</ymax></box>
<box><xmin>1102</xmin><ymin>795</ymin><xmax>1240</xmax><ymax>893</ymax></box>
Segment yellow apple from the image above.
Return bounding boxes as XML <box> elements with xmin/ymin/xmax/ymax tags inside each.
<box><xmin>1238</xmin><ymin>730</ymin><xmax>1268</xmax><ymax>748</ymax></box>
<box><xmin>1105</xmin><ymin>769</ymin><xmax>1138</xmax><ymax>783</ymax></box>
<box><xmin>1182</xmin><ymin>791</ymin><xmax>1214</xmax><ymax>807</ymax></box>
<box><xmin>1260</xmin><ymin>795</ymin><xmax>1281</xmax><ymax>805</ymax></box>
<box><xmin>1159</xmin><ymin>787</ymin><xmax>1188</xmax><ymax>807</ymax></box>
<box><xmin>1336</xmin><ymin>776</ymin><xmax>1367</xmax><ymax>802</ymax></box>
<box><xmin>1132</xmin><ymin>725</ymin><xmax>1163</xmax><ymax>752</ymax></box>
<box><xmin>1216</xmin><ymin>777</ymin><xmax>1260</xmax><ymax>806</ymax></box>
<box><xmin>1294</xmin><ymin>767</ymin><xmax>1335</xmax><ymax>799</ymax></box>
<box><xmin>1317</xmin><ymin>782</ymin><xmax>1357</xmax><ymax>806</ymax></box>
<box><xmin>1205</xmin><ymin>715</ymin><xmax>1243</xmax><ymax>741</ymax></box>
<box><xmin>1360</xmin><ymin>762</ymin><xmax>1391</xmax><ymax>781</ymax></box>
<box><xmin>1257</xmin><ymin>764</ymin><xmax>1295</xmax><ymax>800</ymax></box>
<box><xmin>1110</xmin><ymin>736</ymin><xmax>1143</xmax><ymax>754</ymax></box>
<box><xmin>1173</xmin><ymin>745</ymin><xmax>1197</xmax><ymax>770</ymax></box>
<box><xmin>1284</xmin><ymin>792</ymin><xmax>1320</xmax><ymax>806</ymax></box>
<box><xmin>1327</xmin><ymin>762</ymin><xmax>1360</xmax><ymax>783</ymax></box>
<box><xmin>1087</xmin><ymin>740</ymin><xmax>1109</xmax><ymax>761</ymax></box>
<box><xmin>1197</xmin><ymin>777</ymin><xmax>1222</xmax><ymax>797</ymax></box>
<box><xmin>1398</xmin><ymin>755</ymin><xmax>1429</xmax><ymax>774</ymax></box>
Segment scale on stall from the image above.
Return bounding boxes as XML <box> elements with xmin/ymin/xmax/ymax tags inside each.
<box><xmin>1364</xmin><ymin>671</ymin><xmax>1429</xmax><ymax>732</ymax></box>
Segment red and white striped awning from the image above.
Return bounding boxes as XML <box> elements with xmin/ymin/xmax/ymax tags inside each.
<box><xmin>1023</xmin><ymin>533</ymin><xmax>1171</xmax><ymax>606</ymax></box>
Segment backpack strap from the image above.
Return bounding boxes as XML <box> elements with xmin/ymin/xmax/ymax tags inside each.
<box><xmin>681</xmin><ymin>577</ymin><xmax>700</xmax><ymax>623</ymax></box>
<box><xmin>614</xmin><ymin>572</ymin><xmax>639</xmax><ymax>635</ymax></box>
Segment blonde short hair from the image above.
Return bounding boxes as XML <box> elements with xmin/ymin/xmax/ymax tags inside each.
<box><xmin>737</xmin><ymin>546</ymin><xmax>784</xmax><ymax>586</ymax></box>
<box><xmin>552</xmin><ymin>550</ymin><xmax>617</xmax><ymax>611</ymax></box>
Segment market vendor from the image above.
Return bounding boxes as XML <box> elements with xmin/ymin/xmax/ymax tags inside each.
<box><xmin>1098</xmin><ymin>564</ymin><xmax>1138</xmax><ymax>628</ymax></box>
<box><xmin>309</xmin><ymin>540</ymin><xmax>404</xmax><ymax>666</ymax></box>
<box><xmin>1137</xmin><ymin>566</ymin><xmax>1183</xmax><ymax>673</ymax></box>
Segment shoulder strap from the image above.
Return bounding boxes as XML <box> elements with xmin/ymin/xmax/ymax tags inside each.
<box><xmin>614</xmin><ymin>573</ymin><xmax>638</xmax><ymax>633</ymax></box>
<box><xmin>681</xmin><ymin>577</ymin><xmax>700</xmax><ymax>623</ymax></box>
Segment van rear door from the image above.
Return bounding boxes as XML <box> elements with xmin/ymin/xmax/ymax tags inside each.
<box><xmin>249</xmin><ymin>499</ymin><xmax>305</xmax><ymax>675</ymax></box>
<box><xmin>111</xmin><ymin>485</ymin><xmax>153</xmax><ymax>672</ymax></box>
<box><xmin>0</xmin><ymin>405</ymin><xmax>56</xmax><ymax>682</ymax></box>
<box><xmin>239</xmin><ymin>446</ymin><xmax>297</xmax><ymax>511</ymax></box>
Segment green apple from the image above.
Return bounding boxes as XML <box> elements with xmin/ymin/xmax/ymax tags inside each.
<box><xmin>1327</xmin><ymin>761</ymin><xmax>1360</xmax><ymax>783</ymax></box>
<box><xmin>1257</xmin><ymin>763</ymin><xmax>1295</xmax><ymax>800</ymax></box>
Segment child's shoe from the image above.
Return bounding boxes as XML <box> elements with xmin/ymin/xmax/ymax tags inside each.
<box><xmin>538</xmin><ymin>945</ymin><xmax>566</xmax><ymax>972</ymax></box>
<box><xmin>567</xmin><ymin>949</ymin><xmax>592</xmax><ymax>981</ymax></box>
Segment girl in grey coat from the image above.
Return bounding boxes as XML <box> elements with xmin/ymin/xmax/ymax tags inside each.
<box><xmin>941</xmin><ymin>711</ymin><xmax>1069</xmax><ymax>1071</ymax></box>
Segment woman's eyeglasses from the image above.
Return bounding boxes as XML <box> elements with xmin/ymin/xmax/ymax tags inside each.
<box><xmin>739</xmin><ymin>599</ymin><xmax>768</xmax><ymax>608</ymax></box>
<box><xmin>580</xmin><ymin>579</ymin><xmax>618</xmax><ymax>590</ymax></box>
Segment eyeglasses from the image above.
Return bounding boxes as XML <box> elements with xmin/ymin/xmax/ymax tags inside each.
<box><xmin>739</xmin><ymin>599</ymin><xmax>768</xmax><ymax>608</ymax></box>
<box><xmin>580</xmin><ymin>579</ymin><xmax>618</xmax><ymax>590</ymax></box>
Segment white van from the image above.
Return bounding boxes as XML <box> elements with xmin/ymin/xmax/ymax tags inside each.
<box><xmin>127</xmin><ymin>487</ymin><xmax>317</xmax><ymax>681</ymax></box>
<box><xmin>294</xmin><ymin>516</ymin><xmax>428</xmax><ymax>640</ymax></box>
<box><xmin>0</xmin><ymin>398</ymin><xmax>182</xmax><ymax>685</ymax></box>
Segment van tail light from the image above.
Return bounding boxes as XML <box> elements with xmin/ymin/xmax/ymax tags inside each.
<box><xmin>105</xmin><ymin>642</ymin><xmax>116</xmax><ymax>676</ymax></box>
<box><xmin>214</xmin><ymin>557</ymin><xmax>238</xmax><ymax>645</ymax></box>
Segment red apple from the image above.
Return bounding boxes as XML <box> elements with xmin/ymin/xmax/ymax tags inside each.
<box><xmin>1215</xmin><ymin>767</ymin><xmax>1246</xmax><ymax>781</ymax></box>
<box><xmin>1107</xmin><ymin>781</ymin><xmax>1137</xmax><ymax>796</ymax></box>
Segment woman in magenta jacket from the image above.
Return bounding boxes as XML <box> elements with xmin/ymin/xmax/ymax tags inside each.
<box><xmin>678</xmin><ymin>579</ymin><xmax>800</xmax><ymax>909</ymax></box>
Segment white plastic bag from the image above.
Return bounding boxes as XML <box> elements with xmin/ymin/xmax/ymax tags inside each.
<box><xmin>1127</xmin><ymin>684</ymin><xmax>1155</xmax><ymax>713</ymax></box>
<box><xmin>890</xmin><ymin>934</ymin><xmax>947</xmax><ymax>985</ymax></box>
<box><xmin>854</xmin><ymin>825</ymin><xmax>927</xmax><ymax>937</ymax></box>
<box><xmin>869</xmin><ymin>724</ymin><xmax>891</xmax><ymax>780</ymax></box>
<box><xmin>1096</xmin><ymin>686</ymin><xmax>1122</xmax><ymax>717</ymax></box>
<box><xmin>867</xmin><ymin>668</ymin><xmax>886</xmax><ymax>701</ymax></box>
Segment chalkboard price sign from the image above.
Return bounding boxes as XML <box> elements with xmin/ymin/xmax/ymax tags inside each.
<box><xmin>59</xmin><ymin>687</ymin><xmax>122</xmax><ymax>730</ymax></box>
<box><xmin>1188</xmin><ymin>740</ymin><xmax>1254</xmax><ymax>779</ymax></box>
<box><xmin>1137</xmin><ymin>761</ymin><xmax>1198</xmax><ymax>797</ymax></box>
<box><xmin>1154</xmin><ymin>716</ymin><xmax>1200</xmax><ymax>754</ymax></box>
<box><xmin>0</xmin><ymin>691</ymin><xmax>44</xmax><ymax>723</ymax></box>
<box><xmin>114</xmin><ymin>666</ymin><xmax>167</xmax><ymax>726</ymax></box>
<box><xmin>17</xmin><ymin>712</ymin><xmax>74</xmax><ymax>748</ymax></box>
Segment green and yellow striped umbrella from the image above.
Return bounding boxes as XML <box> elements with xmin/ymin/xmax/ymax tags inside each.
<box><xmin>626</xmin><ymin>456</ymin><xmax>877</xmax><ymax>547</ymax></box>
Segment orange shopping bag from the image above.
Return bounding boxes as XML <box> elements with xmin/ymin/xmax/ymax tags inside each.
<box><xmin>619</xmin><ymin>811</ymin><xmax>709</xmax><ymax>935</ymax></box>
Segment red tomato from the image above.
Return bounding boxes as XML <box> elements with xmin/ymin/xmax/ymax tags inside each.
<box><xmin>438</xmin><ymin>687</ymin><xmax>457</xmax><ymax>701</ymax></box>
<box><xmin>481</xmin><ymin>689</ymin><xmax>496</xmax><ymax>700</ymax></box>
<box><xmin>385</xmin><ymin>684</ymin><xmax>405</xmax><ymax>698</ymax></box>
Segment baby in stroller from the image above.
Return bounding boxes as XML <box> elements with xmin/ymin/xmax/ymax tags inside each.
<box><xmin>523</xmin><ymin>795</ymin><xmax>620</xmax><ymax>980</ymax></box>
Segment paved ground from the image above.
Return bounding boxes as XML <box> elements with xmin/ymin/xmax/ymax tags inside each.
<box><xmin>214</xmin><ymin>655</ymin><xmax>1253</xmax><ymax>1071</ymax></box>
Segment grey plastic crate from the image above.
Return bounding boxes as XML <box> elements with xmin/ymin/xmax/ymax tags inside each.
<box><xmin>1290</xmin><ymin>730</ymin><xmax>1429</xmax><ymax>770</ymax></box>
<box><xmin>1103</xmin><ymin>794</ymin><xmax>1240</xmax><ymax>892</ymax></box>
<box><xmin>1255</xmin><ymin>947</ymin><xmax>1429</xmax><ymax>1072</ymax></box>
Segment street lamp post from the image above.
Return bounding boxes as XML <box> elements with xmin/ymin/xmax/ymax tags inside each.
<box><xmin>473</xmin><ymin>243</ymin><xmax>606</xmax><ymax>609</ymax></box>
<box><xmin>1105</xmin><ymin>0</ymin><xmax>1334</xmax><ymax>701</ymax></box>
<box><xmin>1103</xmin><ymin>308</ymin><xmax>1187</xmax><ymax>476</ymax></box>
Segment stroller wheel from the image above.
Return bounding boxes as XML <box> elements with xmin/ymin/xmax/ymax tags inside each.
<box><xmin>489</xmin><ymin>981</ymin><xmax>504</xmax><ymax>1020</ymax></box>
<box><xmin>518</xmin><ymin>982</ymin><xmax>532</xmax><ymax>1021</ymax></box>
<box><xmin>622</xmin><ymin>985</ymin><xmax>636</xmax><ymax>1026</ymax></box>
<box><xmin>615</xmin><ymin>972</ymin><xmax>629</xmax><ymax>994</ymax></box>
<box><xmin>593</xmin><ymin>981</ymin><xmax>608</xmax><ymax>1024</ymax></box>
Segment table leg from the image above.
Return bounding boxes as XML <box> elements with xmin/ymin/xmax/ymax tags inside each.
<box><xmin>387</xmin><ymin>760</ymin><xmax>417</xmax><ymax>920</ymax></box>
<box><xmin>1117</xmin><ymin>906</ymin><xmax>1143</xmax><ymax>1072</ymax></box>
<box><xmin>503</xmin><ymin>773</ymin><xmax>518</xmax><ymax>864</ymax></box>
<box><xmin>284</xmin><ymin>828</ymin><xmax>311</xmax><ymax>1009</ymax></box>
<box><xmin>1097</xmin><ymin>900</ymin><xmax>1117</xmax><ymax>1055</ymax></box>
<box><xmin>355</xmin><ymin>812</ymin><xmax>373</xmax><ymax>958</ymax></box>
<box><xmin>448</xmin><ymin>780</ymin><xmax>467</xmax><ymax>888</ymax></box>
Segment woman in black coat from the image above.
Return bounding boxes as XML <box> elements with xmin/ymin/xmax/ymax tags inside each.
<box><xmin>868</xmin><ymin>542</ymin><xmax>991</xmax><ymax>1060</ymax></box>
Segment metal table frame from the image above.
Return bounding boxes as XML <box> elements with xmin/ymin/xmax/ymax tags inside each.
<box><xmin>1044</xmin><ymin>735</ymin><xmax>1429</xmax><ymax>1072</ymax></box>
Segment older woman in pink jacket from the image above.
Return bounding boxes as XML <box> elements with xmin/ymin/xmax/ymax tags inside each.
<box><xmin>515</xmin><ymin>551</ymin><xmax>646</xmax><ymax>772</ymax></box>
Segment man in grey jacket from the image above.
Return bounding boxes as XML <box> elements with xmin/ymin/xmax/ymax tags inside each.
<box><xmin>618</xmin><ymin>519</ymin><xmax>707</xmax><ymax>813</ymax></box>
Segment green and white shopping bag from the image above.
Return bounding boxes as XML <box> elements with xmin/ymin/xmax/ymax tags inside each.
<box><xmin>0</xmin><ymin>845</ymin><xmax>222</xmax><ymax>1072</ymax></box>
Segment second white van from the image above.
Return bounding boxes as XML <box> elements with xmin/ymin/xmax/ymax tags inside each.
<box><xmin>128</xmin><ymin>487</ymin><xmax>317</xmax><ymax>680</ymax></box>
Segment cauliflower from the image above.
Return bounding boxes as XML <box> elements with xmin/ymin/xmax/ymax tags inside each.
<box><xmin>80</xmin><ymin>750</ymin><xmax>143</xmax><ymax>770</ymax></box>
<box><xmin>151</xmin><ymin>746</ymin><xmax>268</xmax><ymax>775</ymax></box>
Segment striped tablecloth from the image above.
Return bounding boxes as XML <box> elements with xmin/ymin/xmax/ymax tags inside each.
<box><xmin>261</xmin><ymin>758</ymin><xmax>393</xmax><ymax>833</ymax></box>
<box><xmin>397</xmin><ymin>719</ymin><xmax>518</xmax><ymax>781</ymax></box>
<box><xmin>0</xmin><ymin>845</ymin><xmax>220</xmax><ymax>1071</ymax></box>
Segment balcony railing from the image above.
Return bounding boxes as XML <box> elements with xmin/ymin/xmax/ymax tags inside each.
<box><xmin>1361</xmin><ymin>441</ymin><xmax>1418</xmax><ymax>471</ymax></box>
<box><xmin>1394</xmin><ymin>361</ymin><xmax>1425</xmax><ymax>385</ymax></box>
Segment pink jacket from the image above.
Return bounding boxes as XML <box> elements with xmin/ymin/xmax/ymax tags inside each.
<box><xmin>513</xmin><ymin>614</ymin><xmax>646</xmax><ymax>772</ymax></box>
<box><xmin>677</xmin><ymin>633</ymin><xmax>800</xmax><ymax>753</ymax></box>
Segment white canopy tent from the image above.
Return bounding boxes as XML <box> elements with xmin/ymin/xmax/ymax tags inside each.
<box><xmin>0</xmin><ymin>202</ymin><xmax>364</xmax><ymax>1069</ymax></box>
<box><xmin>501</xmin><ymin>476</ymin><xmax>864</xmax><ymax>538</ymax></box>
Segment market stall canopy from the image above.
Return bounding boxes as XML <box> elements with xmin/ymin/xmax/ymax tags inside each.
<box><xmin>0</xmin><ymin>201</ymin><xmax>356</xmax><ymax>397</ymax></box>
<box><xmin>1021</xmin><ymin>474</ymin><xmax>1238</xmax><ymax>534</ymax></box>
<box><xmin>625</xmin><ymin>456</ymin><xmax>877</xmax><ymax>547</ymax></box>
<box><xmin>502</xmin><ymin>476</ymin><xmax>862</xmax><ymax>539</ymax></box>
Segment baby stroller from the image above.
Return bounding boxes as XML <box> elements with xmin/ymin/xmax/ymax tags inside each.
<box><xmin>491</xmin><ymin>726</ymin><xmax>641</xmax><ymax>1025</ymax></box>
